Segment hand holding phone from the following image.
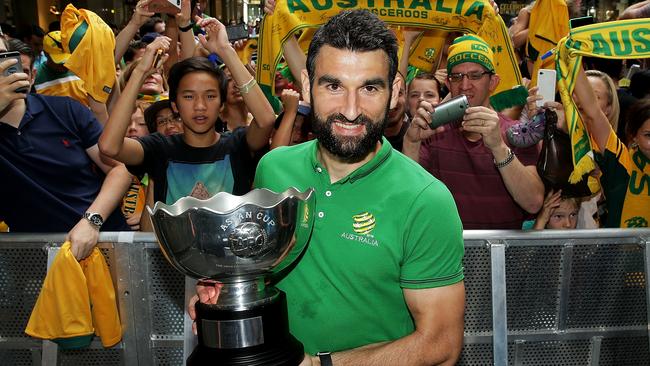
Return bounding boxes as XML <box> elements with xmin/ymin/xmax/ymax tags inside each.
<box><xmin>536</xmin><ymin>69</ymin><xmax>556</xmax><ymax>108</ymax></box>
<box><xmin>0</xmin><ymin>51</ymin><xmax>29</xmax><ymax>93</ymax></box>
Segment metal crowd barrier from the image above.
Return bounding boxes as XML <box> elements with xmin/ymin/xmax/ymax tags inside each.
<box><xmin>0</xmin><ymin>229</ymin><xmax>649</xmax><ymax>365</ymax></box>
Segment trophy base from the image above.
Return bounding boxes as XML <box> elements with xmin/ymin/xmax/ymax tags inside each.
<box><xmin>188</xmin><ymin>290</ymin><xmax>304</xmax><ymax>366</ymax></box>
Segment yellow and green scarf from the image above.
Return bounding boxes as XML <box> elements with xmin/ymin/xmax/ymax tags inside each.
<box><xmin>258</xmin><ymin>0</ymin><xmax>524</xmax><ymax>112</ymax></box>
<box><xmin>556</xmin><ymin>19</ymin><xmax>650</xmax><ymax>193</ymax></box>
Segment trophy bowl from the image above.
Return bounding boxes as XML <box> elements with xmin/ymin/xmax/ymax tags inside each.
<box><xmin>148</xmin><ymin>187</ymin><xmax>315</xmax><ymax>365</ymax></box>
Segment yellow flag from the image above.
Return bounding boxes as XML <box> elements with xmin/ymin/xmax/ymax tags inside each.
<box><xmin>257</xmin><ymin>0</ymin><xmax>524</xmax><ymax>112</ymax></box>
<box><xmin>527</xmin><ymin>0</ymin><xmax>570</xmax><ymax>85</ymax></box>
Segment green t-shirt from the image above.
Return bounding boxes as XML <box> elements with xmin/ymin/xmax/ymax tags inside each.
<box><xmin>254</xmin><ymin>138</ymin><xmax>464</xmax><ymax>354</ymax></box>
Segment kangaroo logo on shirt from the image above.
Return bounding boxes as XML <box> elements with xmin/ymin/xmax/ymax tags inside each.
<box><xmin>352</xmin><ymin>212</ymin><xmax>376</xmax><ymax>235</ymax></box>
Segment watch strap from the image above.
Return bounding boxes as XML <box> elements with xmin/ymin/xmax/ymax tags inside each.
<box><xmin>316</xmin><ymin>351</ymin><xmax>333</xmax><ymax>366</ymax></box>
<box><xmin>178</xmin><ymin>22</ymin><xmax>194</xmax><ymax>32</ymax></box>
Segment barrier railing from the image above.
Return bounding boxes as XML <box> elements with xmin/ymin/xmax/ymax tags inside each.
<box><xmin>0</xmin><ymin>229</ymin><xmax>649</xmax><ymax>365</ymax></box>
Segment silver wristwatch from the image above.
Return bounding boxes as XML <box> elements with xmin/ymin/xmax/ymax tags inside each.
<box><xmin>84</xmin><ymin>212</ymin><xmax>104</xmax><ymax>229</ymax></box>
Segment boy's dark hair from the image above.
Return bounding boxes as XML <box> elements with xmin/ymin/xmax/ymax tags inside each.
<box><xmin>168</xmin><ymin>57</ymin><xmax>228</xmax><ymax>105</ymax></box>
<box><xmin>139</xmin><ymin>17</ymin><xmax>164</xmax><ymax>36</ymax></box>
<box><xmin>8</xmin><ymin>38</ymin><xmax>34</xmax><ymax>69</ymax></box>
<box><xmin>625</xmin><ymin>99</ymin><xmax>650</xmax><ymax>142</ymax></box>
<box><xmin>48</xmin><ymin>21</ymin><xmax>60</xmax><ymax>32</ymax></box>
<box><xmin>306</xmin><ymin>9</ymin><xmax>398</xmax><ymax>88</ymax></box>
<box><xmin>629</xmin><ymin>70</ymin><xmax>650</xmax><ymax>99</ymax></box>
<box><xmin>410</xmin><ymin>71</ymin><xmax>442</xmax><ymax>95</ymax></box>
<box><xmin>124</xmin><ymin>40</ymin><xmax>147</xmax><ymax>63</ymax></box>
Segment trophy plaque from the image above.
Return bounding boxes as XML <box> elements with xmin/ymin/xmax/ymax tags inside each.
<box><xmin>148</xmin><ymin>187</ymin><xmax>315</xmax><ymax>365</ymax></box>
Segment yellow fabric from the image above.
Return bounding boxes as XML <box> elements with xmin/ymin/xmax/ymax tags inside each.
<box><xmin>236</xmin><ymin>38</ymin><xmax>258</xmax><ymax>65</ymax></box>
<box><xmin>555</xmin><ymin>19</ymin><xmax>650</xmax><ymax>192</ymax></box>
<box><xmin>447</xmin><ymin>34</ymin><xmax>495</xmax><ymax>73</ymax></box>
<box><xmin>0</xmin><ymin>221</ymin><xmax>8</xmax><ymax>232</ymax></box>
<box><xmin>121</xmin><ymin>175</ymin><xmax>147</xmax><ymax>222</ymax></box>
<box><xmin>34</xmin><ymin>77</ymin><xmax>90</xmax><ymax>107</ymax></box>
<box><xmin>408</xmin><ymin>30</ymin><xmax>448</xmax><ymax>73</ymax></box>
<box><xmin>43</xmin><ymin>31</ymin><xmax>71</xmax><ymax>64</ymax></box>
<box><xmin>60</xmin><ymin>4</ymin><xmax>116</xmax><ymax>103</ymax></box>
<box><xmin>527</xmin><ymin>0</ymin><xmax>569</xmax><ymax>85</ymax></box>
<box><xmin>258</xmin><ymin>1</ymin><xmax>522</xmax><ymax>104</ymax></box>
<box><xmin>25</xmin><ymin>242</ymin><xmax>122</xmax><ymax>348</ymax></box>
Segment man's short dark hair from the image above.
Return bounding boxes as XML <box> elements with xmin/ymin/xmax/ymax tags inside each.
<box><xmin>306</xmin><ymin>9</ymin><xmax>398</xmax><ymax>87</ymax></box>
<box><xmin>124</xmin><ymin>40</ymin><xmax>147</xmax><ymax>63</ymax></box>
<box><xmin>8</xmin><ymin>38</ymin><xmax>34</xmax><ymax>69</ymax></box>
<box><xmin>168</xmin><ymin>57</ymin><xmax>228</xmax><ymax>104</ymax></box>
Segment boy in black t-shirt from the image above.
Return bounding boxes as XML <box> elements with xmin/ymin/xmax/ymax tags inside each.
<box><xmin>99</xmin><ymin>20</ymin><xmax>275</xmax><ymax>204</ymax></box>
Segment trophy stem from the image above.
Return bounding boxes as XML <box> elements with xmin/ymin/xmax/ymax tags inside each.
<box><xmin>215</xmin><ymin>278</ymin><xmax>271</xmax><ymax>310</ymax></box>
<box><xmin>189</xmin><ymin>289</ymin><xmax>304</xmax><ymax>366</ymax></box>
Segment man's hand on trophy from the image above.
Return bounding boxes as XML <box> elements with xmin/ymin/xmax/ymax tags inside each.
<box><xmin>188</xmin><ymin>281</ymin><xmax>223</xmax><ymax>335</ymax></box>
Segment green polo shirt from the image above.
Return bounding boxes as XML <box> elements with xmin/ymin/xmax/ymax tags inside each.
<box><xmin>254</xmin><ymin>138</ymin><xmax>464</xmax><ymax>354</ymax></box>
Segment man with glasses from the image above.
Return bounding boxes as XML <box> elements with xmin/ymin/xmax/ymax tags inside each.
<box><xmin>404</xmin><ymin>35</ymin><xmax>544</xmax><ymax>229</ymax></box>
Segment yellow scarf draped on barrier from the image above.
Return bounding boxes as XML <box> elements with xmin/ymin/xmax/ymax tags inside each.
<box><xmin>556</xmin><ymin>19</ymin><xmax>650</xmax><ymax>192</ymax></box>
<box><xmin>527</xmin><ymin>0</ymin><xmax>569</xmax><ymax>85</ymax></box>
<box><xmin>258</xmin><ymin>0</ymin><xmax>524</xmax><ymax>111</ymax></box>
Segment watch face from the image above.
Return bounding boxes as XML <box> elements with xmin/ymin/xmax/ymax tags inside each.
<box><xmin>85</xmin><ymin>213</ymin><xmax>103</xmax><ymax>228</ymax></box>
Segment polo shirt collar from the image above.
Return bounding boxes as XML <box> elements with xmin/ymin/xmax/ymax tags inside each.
<box><xmin>309</xmin><ymin>137</ymin><xmax>393</xmax><ymax>184</ymax></box>
<box><xmin>20</xmin><ymin>94</ymin><xmax>45</xmax><ymax>127</ymax></box>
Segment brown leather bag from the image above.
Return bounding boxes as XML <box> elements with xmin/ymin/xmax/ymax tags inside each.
<box><xmin>536</xmin><ymin>109</ymin><xmax>592</xmax><ymax>197</ymax></box>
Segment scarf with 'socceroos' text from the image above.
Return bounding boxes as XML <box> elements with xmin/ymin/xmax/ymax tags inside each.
<box><xmin>257</xmin><ymin>0</ymin><xmax>525</xmax><ymax>112</ymax></box>
<box><xmin>556</xmin><ymin>19</ymin><xmax>650</xmax><ymax>193</ymax></box>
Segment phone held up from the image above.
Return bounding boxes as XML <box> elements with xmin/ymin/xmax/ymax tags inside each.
<box><xmin>429</xmin><ymin>95</ymin><xmax>469</xmax><ymax>129</ymax></box>
<box><xmin>226</xmin><ymin>24</ymin><xmax>249</xmax><ymax>43</ymax></box>
<box><xmin>147</xmin><ymin>0</ymin><xmax>181</xmax><ymax>15</ymax></box>
<box><xmin>536</xmin><ymin>69</ymin><xmax>557</xmax><ymax>108</ymax></box>
<box><xmin>0</xmin><ymin>51</ymin><xmax>28</xmax><ymax>93</ymax></box>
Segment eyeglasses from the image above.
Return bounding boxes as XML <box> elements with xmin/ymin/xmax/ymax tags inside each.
<box><xmin>156</xmin><ymin>116</ymin><xmax>181</xmax><ymax>126</ymax></box>
<box><xmin>447</xmin><ymin>71</ymin><xmax>493</xmax><ymax>83</ymax></box>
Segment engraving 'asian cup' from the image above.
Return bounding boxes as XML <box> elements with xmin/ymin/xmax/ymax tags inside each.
<box><xmin>147</xmin><ymin>188</ymin><xmax>315</xmax><ymax>282</ymax></box>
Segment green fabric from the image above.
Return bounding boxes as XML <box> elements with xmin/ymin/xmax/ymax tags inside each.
<box><xmin>489</xmin><ymin>84</ymin><xmax>529</xmax><ymax>111</ymax></box>
<box><xmin>68</xmin><ymin>20</ymin><xmax>88</xmax><ymax>54</ymax></box>
<box><xmin>254</xmin><ymin>138</ymin><xmax>464</xmax><ymax>354</ymax></box>
<box><xmin>53</xmin><ymin>334</ymin><xmax>94</xmax><ymax>350</ymax></box>
<box><xmin>34</xmin><ymin>63</ymin><xmax>77</xmax><ymax>85</ymax></box>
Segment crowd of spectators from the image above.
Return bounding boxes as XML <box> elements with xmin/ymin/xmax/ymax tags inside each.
<box><xmin>0</xmin><ymin>0</ymin><xmax>649</xmax><ymax>248</ymax></box>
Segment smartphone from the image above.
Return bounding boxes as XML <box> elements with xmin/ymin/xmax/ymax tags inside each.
<box><xmin>570</xmin><ymin>16</ymin><xmax>594</xmax><ymax>29</ymax></box>
<box><xmin>536</xmin><ymin>69</ymin><xmax>556</xmax><ymax>108</ymax></box>
<box><xmin>226</xmin><ymin>24</ymin><xmax>249</xmax><ymax>43</ymax></box>
<box><xmin>429</xmin><ymin>95</ymin><xmax>469</xmax><ymax>129</ymax></box>
<box><xmin>0</xmin><ymin>51</ymin><xmax>28</xmax><ymax>93</ymax></box>
<box><xmin>627</xmin><ymin>64</ymin><xmax>641</xmax><ymax>79</ymax></box>
<box><xmin>152</xmin><ymin>49</ymin><xmax>164</xmax><ymax>69</ymax></box>
<box><xmin>148</xmin><ymin>0</ymin><xmax>181</xmax><ymax>15</ymax></box>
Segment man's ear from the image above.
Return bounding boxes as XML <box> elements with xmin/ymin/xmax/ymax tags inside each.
<box><xmin>300</xmin><ymin>69</ymin><xmax>311</xmax><ymax>105</ymax></box>
<box><xmin>488</xmin><ymin>73</ymin><xmax>501</xmax><ymax>94</ymax></box>
<box><xmin>389</xmin><ymin>76</ymin><xmax>400</xmax><ymax>110</ymax></box>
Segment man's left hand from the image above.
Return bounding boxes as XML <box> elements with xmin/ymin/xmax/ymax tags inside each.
<box><xmin>461</xmin><ymin>106</ymin><xmax>502</xmax><ymax>150</ymax></box>
<box><xmin>66</xmin><ymin>218</ymin><xmax>100</xmax><ymax>260</ymax></box>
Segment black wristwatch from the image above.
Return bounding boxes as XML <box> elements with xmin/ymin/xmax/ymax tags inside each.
<box><xmin>84</xmin><ymin>212</ymin><xmax>104</xmax><ymax>230</ymax></box>
<box><xmin>178</xmin><ymin>22</ymin><xmax>194</xmax><ymax>32</ymax></box>
<box><xmin>316</xmin><ymin>351</ymin><xmax>333</xmax><ymax>366</ymax></box>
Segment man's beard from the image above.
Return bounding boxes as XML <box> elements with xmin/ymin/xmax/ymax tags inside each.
<box><xmin>312</xmin><ymin>108</ymin><xmax>388</xmax><ymax>163</ymax></box>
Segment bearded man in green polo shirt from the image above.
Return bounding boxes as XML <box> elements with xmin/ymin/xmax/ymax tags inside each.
<box><xmin>191</xmin><ymin>9</ymin><xmax>465</xmax><ymax>365</ymax></box>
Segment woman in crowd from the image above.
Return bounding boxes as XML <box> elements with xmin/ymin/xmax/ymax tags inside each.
<box><xmin>576</xmin><ymin>70</ymin><xmax>650</xmax><ymax>228</ymax></box>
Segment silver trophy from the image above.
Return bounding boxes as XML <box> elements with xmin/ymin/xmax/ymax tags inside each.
<box><xmin>148</xmin><ymin>187</ymin><xmax>315</xmax><ymax>366</ymax></box>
